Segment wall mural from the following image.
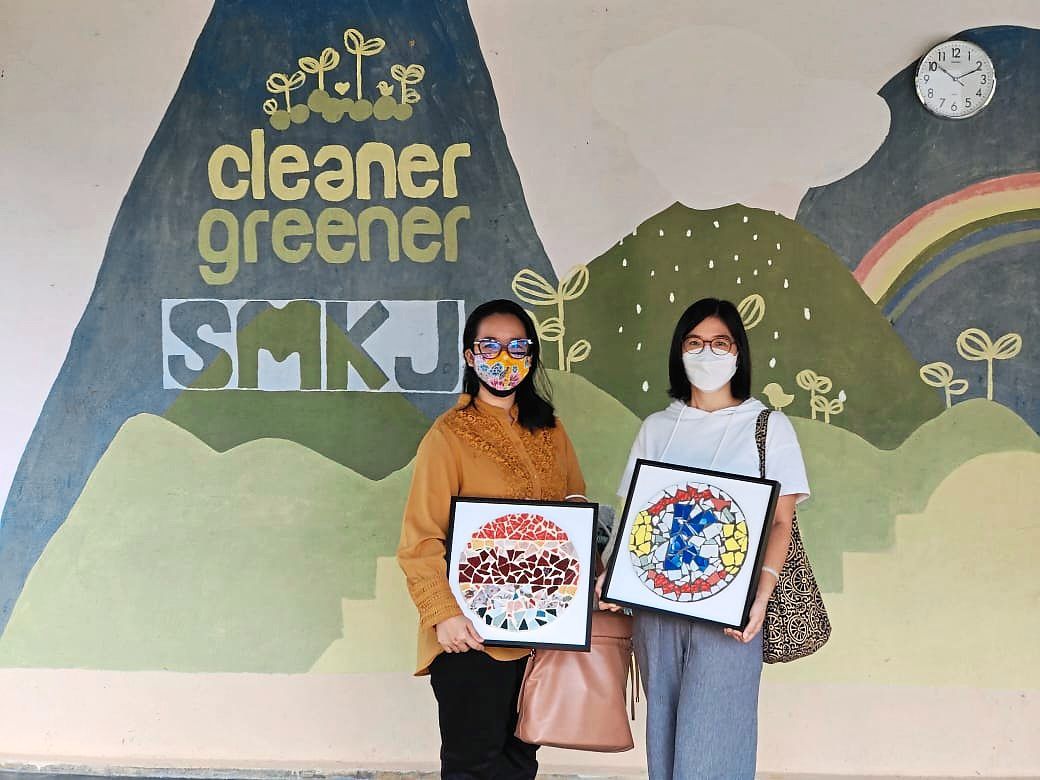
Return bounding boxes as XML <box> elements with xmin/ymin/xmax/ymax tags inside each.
<box><xmin>0</xmin><ymin>7</ymin><xmax>1036</xmax><ymax>701</ymax></box>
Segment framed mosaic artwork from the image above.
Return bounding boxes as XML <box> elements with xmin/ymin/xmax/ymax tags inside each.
<box><xmin>446</xmin><ymin>497</ymin><xmax>598</xmax><ymax>650</ymax></box>
<box><xmin>602</xmin><ymin>459</ymin><xmax>780</xmax><ymax>629</ymax></box>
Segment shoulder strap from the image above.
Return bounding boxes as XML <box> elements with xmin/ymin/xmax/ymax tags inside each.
<box><xmin>754</xmin><ymin>409</ymin><xmax>771</xmax><ymax>479</ymax></box>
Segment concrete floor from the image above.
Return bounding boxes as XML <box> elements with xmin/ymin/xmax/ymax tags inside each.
<box><xmin>2</xmin><ymin>768</ymin><xmax>1034</xmax><ymax>780</ymax></box>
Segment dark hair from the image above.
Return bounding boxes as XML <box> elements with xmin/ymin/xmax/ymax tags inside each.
<box><xmin>462</xmin><ymin>299</ymin><xmax>556</xmax><ymax>430</ymax></box>
<box><xmin>667</xmin><ymin>298</ymin><xmax>752</xmax><ymax>402</ymax></box>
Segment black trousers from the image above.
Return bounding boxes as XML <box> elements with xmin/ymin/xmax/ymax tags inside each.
<box><xmin>428</xmin><ymin>650</ymin><xmax>538</xmax><ymax>780</ymax></box>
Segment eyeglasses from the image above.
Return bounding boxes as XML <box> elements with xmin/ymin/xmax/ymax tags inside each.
<box><xmin>472</xmin><ymin>338</ymin><xmax>534</xmax><ymax>359</ymax></box>
<box><xmin>683</xmin><ymin>336</ymin><xmax>734</xmax><ymax>355</ymax></box>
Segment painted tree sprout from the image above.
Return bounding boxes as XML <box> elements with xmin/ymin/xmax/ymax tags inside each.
<box><xmin>512</xmin><ymin>265</ymin><xmax>591</xmax><ymax>372</ymax></box>
<box><xmin>264</xmin><ymin>71</ymin><xmax>309</xmax><ymax>130</ymax></box>
<box><xmin>299</xmin><ymin>47</ymin><xmax>340</xmax><ymax>95</ymax></box>
<box><xmin>956</xmin><ymin>328</ymin><xmax>1022</xmax><ymax>401</ymax></box>
<box><xmin>263</xmin><ymin>27</ymin><xmax>426</xmax><ymax>128</ymax></box>
<box><xmin>919</xmin><ymin>362</ymin><xmax>969</xmax><ymax>408</ymax></box>
<box><xmin>918</xmin><ymin>327</ymin><xmax>1023</xmax><ymax>407</ymax></box>
<box><xmin>343</xmin><ymin>28</ymin><xmax>386</xmax><ymax>101</ymax></box>
<box><xmin>796</xmin><ymin>369</ymin><xmax>846</xmax><ymax>424</ymax></box>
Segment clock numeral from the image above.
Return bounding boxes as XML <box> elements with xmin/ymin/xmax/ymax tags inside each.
<box><xmin>976</xmin><ymin>60</ymin><xmax>983</xmax><ymax>68</ymax></box>
<box><xmin>965</xmin><ymin>97</ymin><xmax>973</xmax><ymax>108</ymax></box>
<box><xmin>927</xmin><ymin>88</ymin><xmax>934</xmax><ymax>98</ymax></box>
<box><xmin>952</xmin><ymin>46</ymin><xmax>962</xmax><ymax>58</ymax></box>
<box><xmin>938</xmin><ymin>50</ymin><xmax>946</xmax><ymax>62</ymax></box>
<box><xmin>976</xmin><ymin>88</ymin><xmax>983</xmax><ymax>97</ymax></box>
<box><xmin>951</xmin><ymin>103</ymin><xmax>958</xmax><ymax>111</ymax></box>
<box><xmin>922</xmin><ymin>74</ymin><xmax>930</xmax><ymax>83</ymax></box>
<box><xmin>939</xmin><ymin>97</ymin><xmax>946</xmax><ymax>107</ymax></box>
<box><xmin>929</xmin><ymin>61</ymin><xmax>938</xmax><ymax>72</ymax></box>
<box><xmin>981</xmin><ymin>74</ymin><xmax>988</xmax><ymax>84</ymax></box>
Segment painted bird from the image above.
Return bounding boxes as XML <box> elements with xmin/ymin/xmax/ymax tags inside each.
<box><xmin>762</xmin><ymin>382</ymin><xmax>794</xmax><ymax>411</ymax></box>
<box><xmin>377</xmin><ymin>80</ymin><xmax>394</xmax><ymax>97</ymax></box>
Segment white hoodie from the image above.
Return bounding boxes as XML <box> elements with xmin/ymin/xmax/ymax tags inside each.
<box><xmin>616</xmin><ymin>397</ymin><xmax>810</xmax><ymax>504</ymax></box>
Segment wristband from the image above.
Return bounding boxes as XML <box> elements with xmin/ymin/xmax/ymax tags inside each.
<box><xmin>761</xmin><ymin>565</ymin><xmax>780</xmax><ymax>580</ymax></box>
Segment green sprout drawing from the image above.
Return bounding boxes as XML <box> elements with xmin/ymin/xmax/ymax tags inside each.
<box><xmin>266</xmin><ymin>71</ymin><xmax>309</xmax><ymax>129</ymax></box>
<box><xmin>956</xmin><ymin>327</ymin><xmax>1022</xmax><ymax>401</ymax></box>
<box><xmin>796</xmin><ymin>369</ymin><xmax>836</xmax><ymax>422</ymax></box>
<box><xmin>737</xmin><ymin>293</ymin><xmax>765</xmax><ymax>330</ymax></box>
<box><xmin>762</xmin><ymin>382</ymin><xmax>794</xmax><ymax>411</ymax></box>
<box><xmin>919</xmin><ymin>361</ymin><xmax>969</xmax><ymax>408</ymax></box>
<box><xmin>343</xmin><ymin>28</ymin><xmax>386</xmax><ymax>101</ymax></box>
<box><xmin>512</xmin><ymin>265</ymin><xmax>590</xmax><ymax>372</ymax></box>
<box><xmin>810</xmin><ymin>388</ymin><xmax>845</xmax><ymax>424</ymax></box>
<box><xmin>298</xmin><ymin>47</ymin><xmax>340</xmax><ymax>94</ymax></box>
<box><xmin>391</xmin><ymin>63</ymin><xmax>425</xmax><ymax>105</ymax></box>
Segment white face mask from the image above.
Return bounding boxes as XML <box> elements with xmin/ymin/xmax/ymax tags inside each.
<box><xmin>682</xmin><ymin>350</ymin><xmax>738</xmax><ymax>392</ymax></box>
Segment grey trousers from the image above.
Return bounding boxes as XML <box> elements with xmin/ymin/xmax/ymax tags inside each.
<box><xmin>633</xmin><ymin>611</ymin><xmax>764</xmax><ymax>780</ymax></box>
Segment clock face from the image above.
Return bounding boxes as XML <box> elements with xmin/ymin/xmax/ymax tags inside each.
<box><xmin>915</xmin><ymin>40</ymin><xmax>996</xmax><ymax>119</ymax></box>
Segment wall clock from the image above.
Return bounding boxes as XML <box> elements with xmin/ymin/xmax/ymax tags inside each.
<box><xmin>915</xmin><ymin>39</ymin><xmax>996</xmax><ymax>119</ymax></box>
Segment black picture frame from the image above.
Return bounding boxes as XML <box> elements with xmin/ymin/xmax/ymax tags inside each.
<box><xmin>445</xmin><ymin>496</ymin><xmax>599</xmax><ymax>652</ymax></box>
<box><xmin>602</xmin><ymin>458</ymin><xmax>780</xmax><ymax>630</ymax></box>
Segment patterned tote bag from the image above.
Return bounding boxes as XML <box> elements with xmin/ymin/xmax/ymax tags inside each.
<box><xmin>755</xmin><ymin>409</ymin><xmax>832</xmax><ymax>663</ymax></box>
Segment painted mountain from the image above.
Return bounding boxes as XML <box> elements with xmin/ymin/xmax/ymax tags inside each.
<box><xmin>557</xmin><ymin>203</ymin><xmax>943</xmax><ymax>448</ymax></box>
<box><xmin>797</xmin><ymin>26</ymin><xmax>1039</xmax><ymax>431</ymax></box>
<box><xmin>0</xmin><ymin>0</ymin><xmax>557</xmax><ymax>632</ymax></box>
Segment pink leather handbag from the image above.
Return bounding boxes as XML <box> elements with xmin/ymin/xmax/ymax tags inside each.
<box><xmin>514</xmin><ymin>609</ymin><xmax>638</xmax><ymax>752</ymax></box>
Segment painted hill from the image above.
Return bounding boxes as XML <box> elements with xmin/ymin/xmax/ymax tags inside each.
<box><xmin>0</xmin><ymin>414</ymin><xmax>411</xmax><ymax>672</ymax></box>
<box><xmin>561</xmin><ymin>203</ymin><xmax>943</xmax><ymax>449</ymax></box>
<box><xmin>164</xmin><ymin>300</ymin><xmax>431</xmax><ymax>480</ymax></box>
<box><xmin>793</xmin><ymin>398</ymin><xmax>1039</xmax><ymax>591</ymax></box>
<box><xmin>768</xmin><ymin>451</ymin><xmax>1040</xmax><ymax>688</ymax></box>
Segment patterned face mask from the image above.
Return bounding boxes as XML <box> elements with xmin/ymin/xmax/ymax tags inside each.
<box><xmin>472</xmin><ymin>352</ymin><xmax>532</xmax><ymax>394</ymax></box>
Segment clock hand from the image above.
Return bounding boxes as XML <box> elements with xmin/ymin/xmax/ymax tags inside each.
<box><xmin>938</xmin><ymin>65</ymin><xmax>964</xmax><ymax>85</ymax></box>
<box><xmin>959</xmin><ymin>64</ymin><xmax>983</xmax><ymax>80</ymax></box>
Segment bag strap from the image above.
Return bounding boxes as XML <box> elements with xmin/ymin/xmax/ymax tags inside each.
<box><xmin>755</xmin><ymin>409</ymin><xmax>771</xmax><ymax>479</ymax></box>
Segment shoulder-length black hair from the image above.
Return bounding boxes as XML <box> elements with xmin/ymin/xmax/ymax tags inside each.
<box><xmin>462</xmin><ymin>299</ymin><xmax>556</xmax><ymax>430</ymax></box>
<box><xmin>667</xmin><ymin>298</ymin><xmax>752</xmax><ymax>402</ymax></box>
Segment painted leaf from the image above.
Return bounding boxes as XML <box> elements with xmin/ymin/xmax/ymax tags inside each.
<box><xmin>360</xmin><ymin>37</ymin><xmax>387</xmax><ymax>56</ymax></box>
<box><xmin>286</xmin><ymin>70</ymin><xmax>306</xmax><ymax>89</ymax></box>
<box><xmin>795</xmin><ymin>369</ymin><xmax>819</xmax><ymax>391</ymax></box>
<box><xmin>814</xmin><ymin>376</ymin><xmax>833</xmax><ymax>394</ymax></box>
<box><xmin>948</xmin><ymin>379</ymin><xmax>969</xmax><ymax>395</ymax></box>
<box><xmin>390</xmin><ymin>64</ymin><xmax>407</xmax><ymax>81</ymax></box>
<box><xmin>266</xmin><ymin>72</ymin><xmax>291</xmax><ymax>92</ymax></box>
<box><xmin>566</xmin><ymin>339</ymin><xmax>592</xmax><ymax>367</ymax></box>
<box><xmin>262</xmin><ymin>98</ymin><xmax>278</xmax><ymax>115</ymax></box>
<box><xmin>512</xmin><ymin>269</ymin><xmax>558</xmax><ymax>304</ymax></box>
<box><xmin>737</xmin><ymin>293</ymin><xmax>766</xmax><ymax>330</ymax></box>
<box><xmin>343</xmin><ymin>28</ymin><xmax>365</xmax><ymax>52</ymax></box>
<box><xmin>559</xmin><ymin>265</ymin><xmax>590</xmax><ymax>301</ymax></box>
<box><xmin>956</xmin><ymin>328</ymin><xmax>994</xmax><ymax>361</ymax></box>
<box><xmin>298</xmin><ymin>56</ymin><xmax>320</xmax><ymax>74</ymax></box>
<box><xmin>810</xmin><ymin>395</ymin><xmax>830</xmax><ymax>414</ymax></box>
<box><xmin>319</xmin><ymin>47</ymin><xmax>340</xmax><ymax>69</ymax></box>
<box><xmin>538</xmin><ymin>316</ymin><xmax>565</xmax><ymax>342</ymax></box>
<box><xmin>992</xmin><ymin>332</ymin><xmax>1023</xmax><ymax>360</ymax></box>
<box><xmin>919</xmin><ymin>362</ymin><xmax>954</xmax><ymax>387</ymax></box>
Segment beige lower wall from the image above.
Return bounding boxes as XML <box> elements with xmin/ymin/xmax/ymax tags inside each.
<box><xmin>1</xmin><ymin>670</ymin><xmax>1036</xmax><ymax>777</ymax></box>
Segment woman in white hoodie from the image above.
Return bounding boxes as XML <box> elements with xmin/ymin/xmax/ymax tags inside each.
<box><xmin>599</xmin><ymin>298</ymin><xmax>810</xmax><ymax>780</ymax></box>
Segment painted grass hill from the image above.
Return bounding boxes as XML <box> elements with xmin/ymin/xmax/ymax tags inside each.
<box><xmin>4</xmin><ymin>369</ymin><xmax>1032</xmax><ymax>673</ymax></box>
<box><xmin>560</xmin><ymin>203</ymin><xmax>944</xmax><ymax>448</ymax></box>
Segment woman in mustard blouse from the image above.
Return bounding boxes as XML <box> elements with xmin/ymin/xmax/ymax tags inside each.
<box><xmin>397</xmin><ymin>298</ymin><xmax>586</xmax><ymax>780</ymax></box>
